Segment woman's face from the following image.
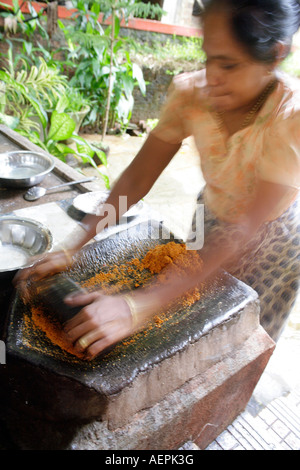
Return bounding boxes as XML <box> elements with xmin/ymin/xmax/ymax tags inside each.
<box><xmin>202</xmin><ymin>10</ymin><xmax>274</xmax><ymax>113</ymax></box>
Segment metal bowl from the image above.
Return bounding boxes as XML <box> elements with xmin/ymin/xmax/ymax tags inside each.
<box><xmin>0</xmin><ymin>216</ymin><xmax>53</xmax><ymax>280</ymax></box>
<box><xmin>0</xmin><ymin>151</ymin><xmax>55</xmax><ymax>188</ymax></box>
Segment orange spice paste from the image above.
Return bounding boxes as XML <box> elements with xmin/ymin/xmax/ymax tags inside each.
<box><xmin>24</xmin><ymin>242</ymin><xmax>203</xmax><ymax>358</ymax></box>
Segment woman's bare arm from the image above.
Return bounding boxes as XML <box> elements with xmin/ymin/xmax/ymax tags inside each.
<box><xmin>63</xmin><ymin>179</ymin><xmax>297</xmax><ymax>360</ymax></box>
<box><xmin>70</xmin><ymin>132</ymin><xmax>182</xmax><ymax>249</ymax></box>
<box><xmin>130</xmin><ymin>180</ymin><xmax>297</xmax><ymax>322</ymax></box>
<box><xmin>14</xmin><ymin>133</ymin><xmax>181</xmax><ymax>284</ymax></box>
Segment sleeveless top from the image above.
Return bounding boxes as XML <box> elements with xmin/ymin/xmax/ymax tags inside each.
<box><xmin>151</xmin><ymin>69</ymin><xmax>300</xmax><ymax>223</ymax></box>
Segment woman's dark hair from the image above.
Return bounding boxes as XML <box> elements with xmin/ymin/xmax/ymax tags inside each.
<box><xmin>201</xmin><ymin>0</ymin><xmax>300</xmax><ymax>63</ymax></box>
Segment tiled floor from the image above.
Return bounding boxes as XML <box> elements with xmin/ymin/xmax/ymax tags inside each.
<box><xmin>179</xmin><ymin>296</ymin><xmax>300</xmax><ymax>451</ymax></box>
<box><xmin>208</xmin><ymin>387</ymin><xmax>300</xmax><ymax>450</ymax></box>
<box><xmin>183</xmin><ymin>289</ymin><xmax>300</xmax><ymax>451</ymax></box>
<box><xmin>207</xmin><ymin>390</ymin><xmax>300</xmax><ymax>450</ymax></box>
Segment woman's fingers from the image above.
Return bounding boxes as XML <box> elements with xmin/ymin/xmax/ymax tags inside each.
<box><xmin>63</xmin><ymin>295</ymin><xmax>134</xmax><ymax>360</ymax></box>
<box><xmin>64</xmin><ymin>291</ymin><xmax>102</xmax><ymax>307</ymax></box>
<box><xmin>85</xmin><ymin>335</ymin><xmax>115</xmax><ymax>360</ymax></box>
<box><xmin>76</xmin><ymin>320</ymin><xmax>124</xmax><ymax>359</ymax></box>
<box><xmin>13</xmin><ymin>250</ymin><xmax>74</xmax><ymax>286</ymax></box>
<box><xmin>33</xmin><ymin>250</ymin><xmax>74</xmax><ymax>279</ymax></box>
<box><xmin>63</xmin><ymin>293</ymin><xmax>103</xmax><ymax>333</ymax></box>
<box><xmin>13</xmin><ymin>254</ymin><xmax>47</xmax><ymax>284</ymax></box>
<box><xmin>75</xmin><ymin>325</ymin><xmax>106</xmax><ymax>351</ymax></box>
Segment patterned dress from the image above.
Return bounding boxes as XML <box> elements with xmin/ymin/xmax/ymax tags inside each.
<box><xmin>151</xmin><ymin>70</ymin><xmax>300</xmax><ymax>341</ymax></box>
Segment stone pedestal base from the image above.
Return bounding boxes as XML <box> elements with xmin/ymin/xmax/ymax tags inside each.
<box><xmin>3</xmin><ymin>325</ymin><xmax>274</xmax><ymax>450</ymax></box>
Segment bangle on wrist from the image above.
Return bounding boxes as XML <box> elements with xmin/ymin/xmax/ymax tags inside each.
<box><xmin>123</xmin><ymin>292</ymin><xmax>158</xmax><ymax>329</ymax></box>
<box><xmin>61</xmin><ymin>248</ymin><xmax>73</xmax><ymax>265</ymax></box>
<box><xmin>123</xmin><ymin>293</ymin><xmax>139</xmax><ymax>328</ymax></box>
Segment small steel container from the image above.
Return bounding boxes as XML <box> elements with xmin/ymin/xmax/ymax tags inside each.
<box><xmin>0</xmin><ymin>216</ymin><xmax>53</xmax><ymax>280</ymax></box>
<box><xmin>0</xmin><ymin>151</ymin><xmax>55</xmax><ymax>188</ymax></box>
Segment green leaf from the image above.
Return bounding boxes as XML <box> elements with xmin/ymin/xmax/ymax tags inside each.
<box><xmin>0</xmin><ymin>70</ymin><xmax>48</xmax><ymax>129</ymax></box>
<box><xmin>16</xmin><ymin>129</ymin><xmax>49</xmax><ymax>152</ymax></box>
<box><xmin>55</xmin><ymin>94</ymin><xmax>70</xmax><ymax>113</ymax></box>
<box><xmin>94</xmin><ymin>148</ymin><xmax>107</xmax><ymax>166</ymax></box>
<box><xmin>55</xmin><ymin>142</ymin><xmax>76</xmax><ymax>155</ymax></box>
<box><xmin>86</xmin><ymin>22</ymin><xmax>94</xmax><ymax>35</ymax></box>
<box><xmin>113</xmin><ymin>39</ymin><xmax>123</xmax><ymax>54</ymax></box>
<box><xmin>57</xmin><ymin>19</ymin><xmax>65</xmax><ymax>30</ymax></box>
<box><xmin>47</xmin><ymin>111</ymin><xmax>76</xmax><ymax>141</ymax></box>
<box><xmin>104</xmin><ymin>24</ymin><xmax>112</xmax><ymax>37</ymax></box>
<box><xmin>121</xmin><ymin>74</ymin><xmax>134</xmax><ymax>100</ymax></box>
<box><xmin>92</xmin><ymin>58</ymin><xmax>101</xmax><ymax>78</ymax></box>
<box><xmin>12</xmin><ymin>0</ymin><xmax>19</xmax><ymax>13</ymax></box>
<box><xmin>0</xmin><ymin>112</ymin><xmax>19</xmax><ymax>129</ymax></box>
<box><xmin>91</xmin><ymin>2</ymin><xmax>100</xmax><ymax>16</ymax></box>
<box><xmin>76</xmin><ymin>142</ymin><xmax>94</xmax><ymax>159</ymax></box>
<box><xmin>70</xmin><ymin>133</ymin><xmax>108</xmax><ymax>166</ymax></box>
<box><xmin>132</xmin><ymin>63</ymin><xmax>146</xmax><ymax>96</ymax></box>
<box><xmin>50</xmin><ymin>143</ymin><xmax>67</xmax><ymax>162</ymax></box>
<box><xmin>0</xmin><ymin>2</ymin><xmax>13</xmax><ymax>10</ymax></box>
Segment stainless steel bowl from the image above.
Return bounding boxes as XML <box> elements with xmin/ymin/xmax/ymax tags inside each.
<box><xmin>0</xmin><ymin>216</ymin><xmax>53</xmax><ymax>280</ymax></box>
<box><xmin>0</xmin><ymin>151</ymin><xmax>55</xmax><ymax>188</ymax></box>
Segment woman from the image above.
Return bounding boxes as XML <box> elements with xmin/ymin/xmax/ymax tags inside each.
<box><xmin>15</xmin><ymin>0</ymin><xmax>300</xmax><ymax>358</ymax></box>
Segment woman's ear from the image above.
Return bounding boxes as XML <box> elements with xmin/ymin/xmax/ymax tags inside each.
<box><xmin>273</xmin><ymin>42</ymin><xmax>291</xmax><ymax>65</ymax></box>
<box><xmin>266</xmin><ymin>42</ymin><xmax>290</xmax><ymax>74</ymax></box>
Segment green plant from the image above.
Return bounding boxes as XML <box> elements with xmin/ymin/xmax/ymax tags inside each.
<box><xmin>0</xmin><ymin>47</ymin><xmax>109</xmax><ymax>187</ymax></box>
<box><xmin>0</xmin><ymin>0</ymin><xmax>72</xmax><ymax>75</ymax></box>
<box><xmin>58</xmin><ymin>87</ymin><xmax>91</xmax><ymax>113</ymax></box>
<box><xmin>131</xmin><ymin>35</ymin><xmax>206</xmax><ymax>74</ymax></box>
<box><xmin>58</xmin><ymin>0</ymin><xmax>164</xmax><ymax>139</ymax></box>
<box><xmin>0</xmin><ymin>45</ymin><xmax>68</xmax><ymax>133</ymax></box>
<box><xmin>16</xmin><ymin>109</ymin><xmax>110</xmax><ymax>188</ymax></box>
<box><xmin>0</xmin><ymin>0</ymin><xmax>48</xmax><ymax>39</ymax></box>
<box><xmin>25</xmin><ymin>101</ymin><xmax>109</xmax><ymax>187</ymax></box>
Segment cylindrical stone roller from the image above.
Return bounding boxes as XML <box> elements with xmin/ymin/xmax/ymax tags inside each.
<box><xmin>36</xmin><ymin>274</ymin><xmax>86</xmax><ymax>324</ymax></box>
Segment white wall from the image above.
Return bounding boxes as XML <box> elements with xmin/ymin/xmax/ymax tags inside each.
<box><xmin>162</xmin><ymin>0</ymin><xmax>202</xmax><ymax>28</ymax></box>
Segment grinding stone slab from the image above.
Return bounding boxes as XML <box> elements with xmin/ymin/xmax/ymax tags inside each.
<box><xmin>3</xmin><ymin>220</ymin><xmax>258</xmax><ymax>401</ymax></box>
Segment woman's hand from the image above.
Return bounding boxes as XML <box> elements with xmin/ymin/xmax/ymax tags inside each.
<box><xmin>63</xmin><ymin>291</ymin><xmax>134</xmax><ymax>360</ymax></box>
<box><xmin>13</xmin><ymin>248</ymin><xmax>75</xmax><ymax>284</ymax></box>
<box><xmin>13</xmin><ymin>249</ymin><xmax>76</xmax><ymax>301</ymax></box>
